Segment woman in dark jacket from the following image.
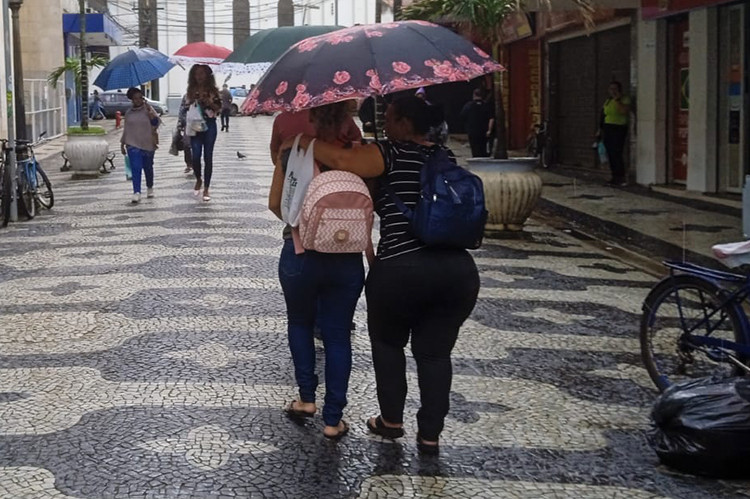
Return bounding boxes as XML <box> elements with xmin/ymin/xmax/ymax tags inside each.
<box><xmin>285</xmin><ymin>96</ymin><xmax>480</xmax><ymax>454</ymax></box>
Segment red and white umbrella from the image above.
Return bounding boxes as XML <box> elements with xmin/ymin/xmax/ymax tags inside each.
<box><xmin>170</xmin><ymin>42</ymin><xmax>232</xmax><ymax>68</ymax></box>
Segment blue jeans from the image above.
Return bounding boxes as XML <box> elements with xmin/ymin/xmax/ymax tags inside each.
<box><xmin>278</xmin><ymin>239</ymin><xmax>365</xmax><ymax>426</ymax></box>
<box><xmin>191</xmin><ymin>118</ymin><xmax>217</xmax><ymax>188</ymax></box>
<box><xmin>126</xmin><ymin>146</ymin><xmax>154</xmax><ymax>194</ymax></box>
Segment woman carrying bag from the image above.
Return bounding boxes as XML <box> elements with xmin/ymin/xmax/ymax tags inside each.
<box><xmin>120</xmin><ymin>87</ymin><xmax>160</xmax><ymax>204</ymax></box>
<box><xmin>179</xmin><ymin>64</ymin><xmax>221</xmax><ymax>202</ymax></box>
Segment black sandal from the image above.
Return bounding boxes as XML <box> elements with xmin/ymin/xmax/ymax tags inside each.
<box><xmin>366</xmin><ymin>416</ymin><xmax>404</xmax><ymax>439</ymax></box>
<box><xmin>416</xmin><ymin>433</ymin><xmax>439</xmax><ymax>455</ymax></box>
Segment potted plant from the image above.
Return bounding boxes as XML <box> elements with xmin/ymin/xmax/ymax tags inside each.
<box><xmin>48</xmin><ymin>1</ymin><xmax>109</xmax><ymax>178</ymax></box>
<box><xmin>402</xmin><ymin>0</ymin><xmax>592</xmax><ymax>230</ymax></box>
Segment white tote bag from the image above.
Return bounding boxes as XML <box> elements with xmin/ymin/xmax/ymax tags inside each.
<box><xmin>185</xmin><ymin>102</ymin><xmax>207</xmax><ymax>137</ymax></box>
<box><xmin>281</xmin><ymin>134</ymin><xmax>316</xmax><ymax>227</ymax></box>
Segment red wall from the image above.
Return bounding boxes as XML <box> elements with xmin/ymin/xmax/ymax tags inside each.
<box><xmin>508</xmin><ymin>40</ymin><xmax>543</xmax><ymax>150</ymax></box>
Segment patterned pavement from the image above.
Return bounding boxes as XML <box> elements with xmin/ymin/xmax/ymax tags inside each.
<box><xmin>0</xmin><ymin>116</ymin><xmax>738</xmax><ymax>498</ymax></box>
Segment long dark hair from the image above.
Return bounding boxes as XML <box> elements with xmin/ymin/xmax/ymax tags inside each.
<box><xmin>186</xmin><ymin>64</ymin><xmax>218</xmax><ymax>101</ymax></box>
<box><xmin>309</xmin><ymin>101</ymin><xmax>350</xmax><ymax>142</ymax></box>
<box><xmin>389</xmin><ymin>95</ymin><xmax>443</xmax><ymax>136</ymax></box>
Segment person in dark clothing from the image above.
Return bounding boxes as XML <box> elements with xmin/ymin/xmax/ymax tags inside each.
<box><xmin>358</xmin><ymin>96</ymin><xmax>376</xmax><ymax>136</ymax></box>
<box><xmin>596</xmin><ymin>81</ymin><xmax>631</xmax><ymax>186</ymax></box>
<box><xmin>460</xmin><ymin>88</ymin><xmax>492</xmax><ymax>157</ymax></box>
<box><xmin>219</xmin><ymin>84</ymin><xmax>232</xmax><ymax>132</ymax></box>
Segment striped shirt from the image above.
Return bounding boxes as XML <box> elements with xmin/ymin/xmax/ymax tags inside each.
<box><xmin>374</xmin><ymin>140</ymin><xmax>456</xmax><ymax>260</ymax></box>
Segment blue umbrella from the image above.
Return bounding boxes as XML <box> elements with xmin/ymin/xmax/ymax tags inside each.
<box><xmin>94</xmin><ymin>48</ymin><xmax>175</xmax><ymax>90</ymax></box>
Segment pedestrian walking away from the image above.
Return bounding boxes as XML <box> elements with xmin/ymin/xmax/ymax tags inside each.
<box><xmin>220</xmin><ymin>84</ymin><xmax>232</xmax><ymax>132</ymax></box>
<box><xmin>120</xmin><ymin>87</ymin><xmax>160</xmax><ymax>204</ymax></box>
<box><xmin>289</xmin><ymin>96</ymin><xmax>480</xmax><ymax>454</ymax></box>
<box><xmin>460</xmin><ymin>88</ymin><xmax>492</xmax><ymax>158</ymax></box>
<box><xmin>596</xmin><ymin>81</ymin><xmax>630</xmax><ymax>186</ymax></box>
<box><xmin>89</xmin><ymin>90</ymin><xmax>105</xmax><ymax>120</ymax></box>
<box><xmin>268</xmin><ymin>101</ymin><xmax>365</xmax><ymax>440</ymax></box>
<box><xmin>179</xmin><ymin>64</ymin><xmax>221</xmax><ymax>202</ymax></box>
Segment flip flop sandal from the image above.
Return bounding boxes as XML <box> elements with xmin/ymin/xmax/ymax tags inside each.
<box><xmin>202</xmin><ymin>195</ymin><xmax>211</xmax><ymax>202</ymax></box>
<box><xmin>284</xmin><ymin>400</ymin><xmax>315</xmax><ymax>418</ymax></box>
<box><xmin>416</xmin><ymin>433</ymin><xmax>439</xmax><ymax>455</ymax></box>
<box><xmin>366</xmin><ymin>416</ymin><xmax>404</xmax><ymax>439</ymax></box>
<box><xmin>324</xmin><ymin>420</ymin><xmax>349</xmax><ymax>440</ymax></box>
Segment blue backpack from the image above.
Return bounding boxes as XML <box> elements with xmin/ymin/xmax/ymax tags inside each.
<box><xmin>384</xmin><ymin>149</ymin><xmax>487</xmax><ymax>249</ymax></box>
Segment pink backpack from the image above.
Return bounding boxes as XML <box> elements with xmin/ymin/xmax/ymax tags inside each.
<box><xmin>293</xmin><ymin>170</ymin><xmax>374</xmax><ymax>257</ymax></box>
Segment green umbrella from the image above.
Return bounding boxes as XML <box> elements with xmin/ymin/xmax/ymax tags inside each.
<box><xmin>221</xmin><ymin>25</ymin><xmax>343</xmax><ymax>76</ymax></box>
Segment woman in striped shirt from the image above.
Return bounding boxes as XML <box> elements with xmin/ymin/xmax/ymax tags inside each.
<box><xmin>289</xmin><ymin>96</ymin><xmax>480</xmax><ymax>454</ymax></box>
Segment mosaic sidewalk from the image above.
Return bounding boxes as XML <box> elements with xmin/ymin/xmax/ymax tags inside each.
<box><xmin>0</xmin><ymin>116</ymin><xmax>738</xmax><ymax>498</ymax></box>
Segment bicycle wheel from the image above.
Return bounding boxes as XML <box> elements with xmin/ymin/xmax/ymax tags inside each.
<box><xmin>16</xmin><ymin>168</ymin><xmax>35</xmax><ymax>220</ymax></box>
<box><xmin>0</xmin><ymin>161</ymin><xmax>9</xmax><ymax>227</ymax></box>
<box><xmin>34</xmin><ymin>165</ymin><xmax>54</xmax><ymax>210</ymax></box>
<box><xmin>640</xmin><ymin>274</ymin><xmax>745</xmax><ymax>391</ymax></box>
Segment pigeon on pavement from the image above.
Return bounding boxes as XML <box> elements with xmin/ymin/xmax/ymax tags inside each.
<box><xmin>237</xmin><ymin>151</ymin><xmax>247</xmax><ymax>159</ymax></box>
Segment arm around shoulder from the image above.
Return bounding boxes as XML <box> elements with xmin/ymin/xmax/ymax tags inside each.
<box><xmin>303</xmin><ymin>137</ymin><xmax>384</xmax><ymax>178</ymax></box>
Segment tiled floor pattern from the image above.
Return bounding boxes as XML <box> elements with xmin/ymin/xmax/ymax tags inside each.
<box><xmin>0</xmin><ymin>116</ymin><xmax>738</xmax><ymax>498</ymax></box>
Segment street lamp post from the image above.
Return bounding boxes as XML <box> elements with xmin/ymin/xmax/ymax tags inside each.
<box><xmin>8</xmin><ymin>0</ymin><xmax>26</xmax><ymax>141</ymax></box>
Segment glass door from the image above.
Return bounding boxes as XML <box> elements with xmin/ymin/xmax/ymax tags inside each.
<box><xmin>719</xmin><ymin>3</ymin><xmax>747</xmax><ymax>193</ymax></box>
<box><xmin>668</xmin><ymin>17</ymin><xmax>690</xmax><ymax>184</ymax></box>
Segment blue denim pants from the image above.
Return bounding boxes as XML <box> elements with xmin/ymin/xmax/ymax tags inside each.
<box><xmin>278</xmin><ymin>238</ymin><xmax>365</xmax><ymax>426</ymax></box>
<box><xmin>190</xmin><ymin>118</ymin><xmax>217</xmax><ymax>188</ymax></box>
<box><xmin>126</xmin><ymin>146</ymin><xmax>154</xmax><ymax>194</ymax></box>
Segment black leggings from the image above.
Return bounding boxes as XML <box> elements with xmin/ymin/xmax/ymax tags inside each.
<box><xmin>603</xmin><ymin>124</ymin><xmax>628</xmax><ymax>182</ymax></box>
<box><xmin>365</xmin><ymin>248</ymin><xmax>480</xmax><ymax>441</ymax></box>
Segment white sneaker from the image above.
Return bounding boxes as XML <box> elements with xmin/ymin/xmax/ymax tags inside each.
<box><xmin>131</xmin><ymin>193</ymin><xmax>141</xmax><ymax>204</ymax></box>
<box><xmin>146</xmin><ymin>188</ymin><xmax>154</xmax><ymax>198</ymax></box>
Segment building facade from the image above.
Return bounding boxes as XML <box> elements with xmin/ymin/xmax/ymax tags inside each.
<box><xmin>637</xmin><ymin>0</ymin><xmax>749</xmax><ymax>194</ymax></box>
<box><xmin>105</xmin><ymin>0</ymin><xmax>394</xmax><ymax>114</ymax></box>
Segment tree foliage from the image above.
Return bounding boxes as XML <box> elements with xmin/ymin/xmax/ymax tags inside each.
<box><xmin>47</xmin><ymin>56</ymin><xmax>108</xmax><ymax>91</ymax></box>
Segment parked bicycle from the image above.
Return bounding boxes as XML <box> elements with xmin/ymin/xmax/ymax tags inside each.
<box><xmin>526</xmin><ymin>121</ymin><xmax>552</xmax><ymax>169</ymax></box>
<box><xmin>640</xmin><ymin>242</ymin><xmax>750</xmax><ymax>392</ymax></box>
<box><xmin>13</xmin><ymin>131</ymin><xmax>54</xmax><ymax>220</ymax></box>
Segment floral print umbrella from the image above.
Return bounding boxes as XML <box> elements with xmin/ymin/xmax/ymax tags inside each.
<box><xmin>242</xmin><ymin>21</ymin><xmax>504</xmax><ymax>114</ymax></box>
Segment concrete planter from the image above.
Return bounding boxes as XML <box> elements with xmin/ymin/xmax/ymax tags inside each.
<box><xmin>64</xmin><ymin>131</ymin><xmax>108</xmax><ymax>179</ymax></box>
<box><xmin>466</xmin><ymin>157</ymin><xmax>542</xmax><ymax>231</ymax></box>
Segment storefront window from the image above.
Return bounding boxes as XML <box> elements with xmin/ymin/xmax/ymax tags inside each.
<box><xmin>718</xmin><ymin>3</ymin><xmax>747</xmax><ymax>192</ymax></box>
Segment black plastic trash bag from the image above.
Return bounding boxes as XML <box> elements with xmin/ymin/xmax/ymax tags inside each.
<box><xmin>649</xmin><ymin>376</ymin><xmax>750</xmax><ymax>478</ymax></box>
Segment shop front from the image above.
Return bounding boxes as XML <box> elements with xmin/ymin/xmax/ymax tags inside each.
<box><xmin>545</xmin><ymin>11</ymin><xmax>634</xmax><ymax>171</ymax></box>
<box><xmin>642</xmin><ymin>0</ymin><xmax>749</xmax><ymax>193</ymax></box>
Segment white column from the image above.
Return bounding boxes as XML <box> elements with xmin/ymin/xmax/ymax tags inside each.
<box><xmin>635</xmin><ymin>15</ymin><xmax>667</xmax><ymax>185</ymax></box>
<box><xmin>686</xmin><ymin>7</ymin><xmax>719</xmax><ymax>192</ymax></box>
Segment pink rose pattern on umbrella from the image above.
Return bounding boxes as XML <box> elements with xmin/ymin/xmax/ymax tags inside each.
<box><xmin>242</xmin><ymin>21</ymin><xmax>504</xmax><ymax>114</ymax></box>
<box><xmin>392</xmin><ymin>62</ymin><xmax>411</xmax><ymax>75</ymax></box>
<box><xmin>333</xmin><ymin>71</ymin><xmax>351</xmax><ymax>85</ymax></box>
<box><xmin>297</xmin><ymin>39</ymin><xmax>319</xmax><ymax>53</ymax></box>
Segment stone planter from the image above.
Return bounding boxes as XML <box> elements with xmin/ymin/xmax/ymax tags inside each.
<box><xmin>64</xmin><ymin>130</ymin><xmax>108</xmax><ymax>179</ymax></box>
<box><xmin>466</xmin><ymin>157</ymin><xmax>542</xmax><ymax>231</ymax></box>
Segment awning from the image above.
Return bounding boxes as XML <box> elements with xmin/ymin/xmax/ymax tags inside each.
<box><xmin>62</xmin><ymin>13</ymin><xmax>123</xmax><ymax>47</ymax></box>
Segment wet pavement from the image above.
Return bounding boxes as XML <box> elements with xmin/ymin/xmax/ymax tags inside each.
<box><xmin>0</xmin><ymin>115</ymin><xmax>745</xmax><ymax>498</ymax></box>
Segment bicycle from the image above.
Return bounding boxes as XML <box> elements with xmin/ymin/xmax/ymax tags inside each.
<box><xmin>640</xmin><ymin>242</ymin><xmax>750</xmax><ymax>392</ymax></box>
<box><xmin>526</xmin><ymin>122</ymin><xmax>552</xmax><ymax>169</ymax></box>
<box><xmin>11</xmin><ymin>131</ymin><xmax>54</xmax><ymax>220</ymax></box>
